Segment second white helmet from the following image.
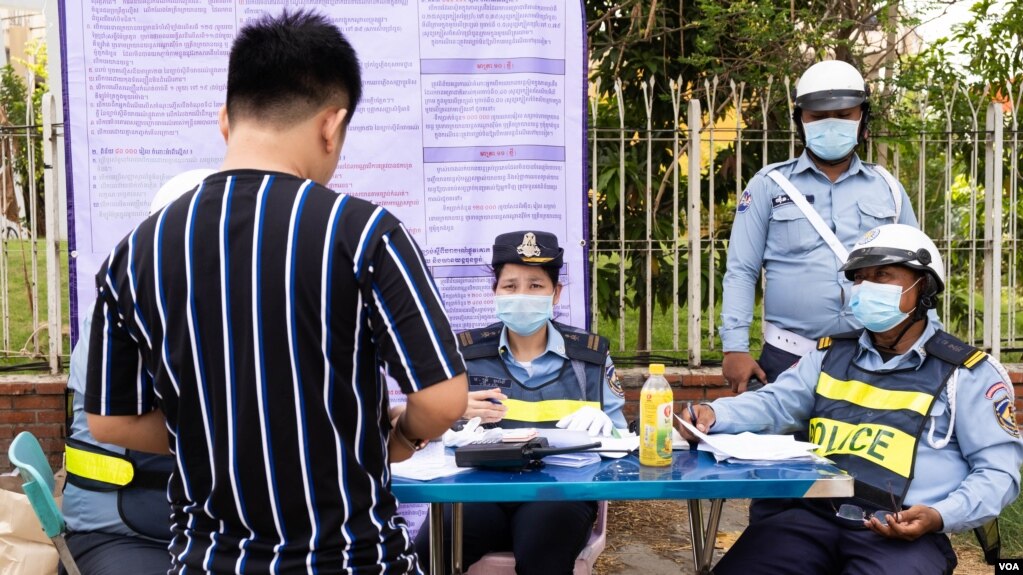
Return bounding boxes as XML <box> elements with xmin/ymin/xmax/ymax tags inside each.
<box><xmin>794</xmin><ymin>60</ymin><xmax>868</xmax><ymax>112</ymax></box>
<box><xmin>840</xmin><ymin>224</ymin><xmax>945</xmax><ymax>295</ymax></box>
<box><xmin>149</xmin><ymin>169</ymin><xmax>216</xmax><ymax>215</ymax></box>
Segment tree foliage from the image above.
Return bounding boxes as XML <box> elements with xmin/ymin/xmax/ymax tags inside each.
<box><xmin>585</xmin><ymin>0</ymin><xmax>916</xmax><ymax>350</ymax></box>
<box><xmin>0</xmin><ymin>39</ymin><xmax>47</xmax><ymax>236</ymax></box>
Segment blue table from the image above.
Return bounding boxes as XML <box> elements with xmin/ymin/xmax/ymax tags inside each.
<box><xmin>393</xmin><ymin>450</ymin><xmax>853</xmax><ymax>574</ymax></box>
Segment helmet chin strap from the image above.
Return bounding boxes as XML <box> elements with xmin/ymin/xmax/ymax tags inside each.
<box><xmin>876</xmin><ymin>314</ymin><xmax>923</xmax><ymax>353</ymax></box>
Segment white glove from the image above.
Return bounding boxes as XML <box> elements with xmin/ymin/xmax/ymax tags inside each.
<box><xmin>441</xmin><ymin>417</ymin><xmax>503</xmax><ymax>447</ymax></box>
<box><xmin>556</xmin><ymin>406</ymin><xmax>614</xmax><ymax>437</ymax></box>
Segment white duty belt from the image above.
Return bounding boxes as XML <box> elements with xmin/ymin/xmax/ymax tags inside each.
<box><xmin>763</xmin><ymin>321</ymin><xmax>816</xmax><ymax>357</ymax></box>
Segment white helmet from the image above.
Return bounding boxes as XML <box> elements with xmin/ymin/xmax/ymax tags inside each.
<box><xmin>149</xmin><ymin>169</ymin><xmax>216</xmax><ymax>214</ymax></box>
<box><xmin>794</xmin><ymin>60</ymin><xmax>868</xmax><ymax>111</ymax></box>
<box><xmin>840</xmin><ymin>224</ymin><xmax>945</xmax><ymax>299</ymax></box>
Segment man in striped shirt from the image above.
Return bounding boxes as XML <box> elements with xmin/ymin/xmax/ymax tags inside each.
<box><xmin>84</xmin><ymin>11</ymin><xmax>467</xmax><ymax>574</ymax></box>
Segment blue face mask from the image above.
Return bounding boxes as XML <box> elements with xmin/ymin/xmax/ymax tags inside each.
<box><xmin>495</xmin><ymin>294</ymin><xmax>553</xmax><ymax>336</ymax></box>
<box><xmin>803</xmin><ymin>118</ymin><xmax>860</xmax><ymax>160</ymax></box>
<box><xmin>850</xmin><ymin>279</ymin><xmax>920</xmax><ymax>333</ymax></box>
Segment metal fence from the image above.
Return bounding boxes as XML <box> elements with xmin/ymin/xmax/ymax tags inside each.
<box><xmin>0</xmin><ymin>92</ymin><xmax>64</xmax><ymax>373</ymax></box>
<box><xmin>5</xmin><ymin>80</ymin><xmax>1022</xmax><ymax>372</ymax></box>
<box><xmin>588</xmin><ymin>76</ymin><xmax>1023</xmax><ymax>365</ymax></box>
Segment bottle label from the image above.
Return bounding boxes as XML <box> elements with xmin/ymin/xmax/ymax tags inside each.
<box><xmin>639</xmin><ymin>389</ymin><xmax>673</xmax><ymax>466</ymax></box>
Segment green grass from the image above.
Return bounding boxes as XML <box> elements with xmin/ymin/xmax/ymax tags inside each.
<box><xmin>0</xmin><ymin>239</ymin><xmax>70</xmax><ymax>368</ymax></box>
<box><xmin>594</xmin><ymin>301</ymin><xmax>758</xmax><ymax>366</ymax></box>
<box><xmin>953</xmin><ymin>495</ymin><xmax>1023</xmax><ymax>559</ymax></box>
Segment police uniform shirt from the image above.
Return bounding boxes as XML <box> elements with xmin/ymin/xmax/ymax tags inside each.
<box><xmin>708</xmin><ymin>319</ymin><xmax>1023</xmax><ymax>533</ymax></box>
<box><xmin>497</xmin><ymin>321</ymin><xmax>627</xmax><ymax>429</ymax></box>
<box><xmin>64</xmin><ymin>305</ymin><xmax>141</xmax><ymax>537</ymax></box>
<box><xmin>720</xmin><ymin>151</ymin><xmax>918</xmax><ymax>352</ymax></box>
<box><xmin>85</xmin><ymin>170</ymin><xmax>465</xmax><ymax>574</ymax></box>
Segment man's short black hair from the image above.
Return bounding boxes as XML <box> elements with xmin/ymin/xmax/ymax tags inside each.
<box><xmin>227</xmin><ymin>10</ymin><xmax>362</xmax><ymax>126</ymax></box>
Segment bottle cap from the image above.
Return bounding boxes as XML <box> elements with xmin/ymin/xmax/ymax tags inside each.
<box><xmin>649</xmin><ymin>363</ymin><xmax>665</xmax><ymax>375</ymax></box>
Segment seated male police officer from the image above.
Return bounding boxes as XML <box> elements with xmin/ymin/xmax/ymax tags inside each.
<box><xmin>681</xmin><ymin>224</ymin><xmax>1023</xmax><ymax>575</ymax></box>
<box><xmin>61</xmin><ymin>169</ymin><xmax>213</xmax><ymax>575</ymax></box>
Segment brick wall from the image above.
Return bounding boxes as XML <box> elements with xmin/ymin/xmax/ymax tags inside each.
<box><xmin>1</xmin><ymin>366</ymin><xmax>1022</xmax><ymax>474</ymax></box>
<box><xmin>0</xmin><ymin>376</ymin><xmax>68</xmax><ymax>472</ymax></box>
<box><xmin>617</xmin><ymin>365</ymin><xmax>1023</xmax><ymax>428</ymax></box>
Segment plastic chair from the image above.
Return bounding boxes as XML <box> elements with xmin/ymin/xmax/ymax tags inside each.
<box><xmin>466</xmin><ymin>501</ymin><xmax>608</xmax><ymax>575</ymax></box>
<box><xmin>8</xmin><ymin>431</ymin><xmax>82</xmax><ymax>575</ymax></box>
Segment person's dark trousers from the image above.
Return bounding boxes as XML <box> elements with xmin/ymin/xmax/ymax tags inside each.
<box><xmin>414</xmin><ymin>500</ymin><xmax>597</xmax><ymax>575</ymax></box>
<box><xmin>757</xmin><ymin>343</ymin><xmax>802</xmax><ymax>385</ymax></box>
<box><xmin>747</xmin><ymin>342</ymin><xmax>804</xmax><ymax>522</ymax></box>
<box><xmin>713</xmin><ymin>505</ymin><xmax>956</xmax><ymax>575</ymax></box>
<box><xmin>61</xmin><ymin>531</ymin><xmax>171</xmax><ymax>575</ymax></box>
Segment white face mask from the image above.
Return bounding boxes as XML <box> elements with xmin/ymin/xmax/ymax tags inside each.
<box><xmin>803</xmin><ymin>117</ymin><xmax>860</xmax><ymax>160</ymax></box>
<box><xmin>495</xmin><ymin>294</ymin><xmax>553</xmax><ymax>336</ymax></box>
<box><xmin>850</xmin><ymin>278</ymin><xmax>921</xmax><ymax>332</ymax></box>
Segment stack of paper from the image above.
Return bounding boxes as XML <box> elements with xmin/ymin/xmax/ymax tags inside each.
<box><xmin>391</xmin><ymin>442</ymin><xmax>472</xmax><ymax>481</ymax></box>
<box><xmin>543</xmin><ymin>451</ymin><xmax>602</xmax><ymax>468</ymax></box>
<box><xmin>675</xmin><ymin>415</ymin><xmax>823</xmax><ymax>464</ymax></box>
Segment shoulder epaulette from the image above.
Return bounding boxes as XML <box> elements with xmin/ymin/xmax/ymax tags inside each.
<box><xmin>554</xmin><ymin>322</ymin><xmax>609</xmax><ymax>365</ymax></box>
<box><xmin>457</xmin><ymin>323</ymin><xmax>503</xmax><ymax>360</ymax></box>
<box><xmin>818</xmin><ymin>330</ymin><xmax>863</xmax><ymax>350</ymax></box>
<box><xmin>924</xmin><ymin>330</ymin><xmax>987</xmax><ymax>369</ymax></box>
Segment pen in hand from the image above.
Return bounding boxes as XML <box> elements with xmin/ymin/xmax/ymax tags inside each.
<box><xmin>686</xmin><ymin>402</ymin><xmax>700</xmax><ymax>450</ymax></box>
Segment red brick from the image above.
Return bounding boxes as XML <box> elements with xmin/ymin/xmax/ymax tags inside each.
<box><xmin>13</xmin><ymin>395</ymin><xmax>63</xmax><ymax>410</ymax></box>
<box><xmin>705</xmin><ymin>388</ymin><xmax>736</xmax><ymax>400</ymax></box>
<box><xmin>0</xmin><ymin>383</ymin><xmax>38</xmax><ymax>395</ymax></box>
<box><xmin>673</xmin><ymin>388</ymin><xmax>708</xmax><ymax>401</ymax></box>
<box><xmin>0</xmin><ymin>397</ymin><xmax>11</xmax><ymax>410</ymax></box>
<box><xmin>25</xmin><ymin>424</ymin><xmax>64</xmax><ymax>439</ymax></box>
<box><xmin>0</xmin><ymin>411</ymin><xmax>34</xmax><ymax>424</ymax></box>
<box><xmin>32</xmin><ymin>382</ymin><xmax>68</xmax><ymax>395</ymax></box>
<box><xmin>35</xmin><ymin>411</ymin><xmax>67</xmax><ymax>424</ymax></box>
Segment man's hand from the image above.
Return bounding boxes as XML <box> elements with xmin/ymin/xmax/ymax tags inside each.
<box><xmin>464</xmin><ymin>388</ymin><xmax>508</xmax><ymax>423</ymax></box>
<box><xmin>722</xmin><ymin>352</ymin><xmax>767</xmax><ymax>393</ymax></box>
<box><xmin>865</xmin><ymin>505</ymin><xmax>944</xmax><ymax>541</ymax></box>
<box><xmin>676</xmin><ymin>404</ymin><xmax>716</xmax><ymax>443</ymax></box>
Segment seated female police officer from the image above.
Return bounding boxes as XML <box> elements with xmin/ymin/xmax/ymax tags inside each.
<box><xmin>415</xmin><ymin>230</ymin><xmax>626</xmax><ymax>574</ymax></box>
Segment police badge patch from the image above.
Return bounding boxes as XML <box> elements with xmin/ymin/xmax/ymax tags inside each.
<box><xmin>859</xmin><ymin>227</ymin><xmax>881</xmax><ymax>244</ymax></box>
<box><xmin>994</xmin><ymin>396</ymin><xmax>1021</xmax><ymax>438</ymax></box>
<box><xmin>736</xmin><ymin>189</ymin><xmax>753</xmax><ymax>214</ymax></box>
<box><xmin>606</xmin><ymin>364</ymin><xmax>624</xmax><ymax>398</ymax></box>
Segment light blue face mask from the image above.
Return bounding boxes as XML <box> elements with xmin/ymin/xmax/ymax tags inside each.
<box><xmin>850</xmin><ymin>279</ymin><xmax>920</xmax><ymax>333</ymax></box>
<box><xmin>495</xmin><ymin>294</ymin><xmax>553</xmax><ymax>336</ymax></box>
<box><xmin>803</xmin><ymin>117</ymin><xmax>860</xmax><ymax>161</ymax></box>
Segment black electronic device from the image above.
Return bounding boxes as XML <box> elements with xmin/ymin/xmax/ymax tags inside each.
<box><xmin>454</xmin><ymin>437</ymin><xmax>603</xmax><ymax>469</ymax></box>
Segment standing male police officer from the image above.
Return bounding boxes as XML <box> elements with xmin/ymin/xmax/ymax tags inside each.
<box><xmin>720</xmin><ymin>60</ymin><xmax>918</xmax><ymax>392</ymax></box>
<box><xmin>684</xmin><ymin>224</ymin><xmax>1023</xmax><ymax>575</ymax></box>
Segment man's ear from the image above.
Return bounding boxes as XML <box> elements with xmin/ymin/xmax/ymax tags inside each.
<box><xmin>322</xmin><ymin>107</ymin><xmax>349</xmax><ymax>155</ymax></box>
<box><xmin>218</xmin><ymin>105</ymin><xmax>230</xmax><ymax>143</ymax></box>
<box><xmin>552</xmin><ymin>283</ymin><xmax>563</xmax><ymax>306</ymax></box>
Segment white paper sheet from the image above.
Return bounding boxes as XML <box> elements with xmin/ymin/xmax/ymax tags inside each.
<box><xmin>674</xmin><ymin>414</ymin><xmax>821</xmax><ymax>463</ymax></box>
<box><xmin>390</xmin><ymin>441</ymin><xmax>471</xmax><ymax>481</ymax></box>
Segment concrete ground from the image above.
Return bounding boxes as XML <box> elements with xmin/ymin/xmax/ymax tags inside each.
<box><xmin>594</xmin><ymin>498</ymin><xmax>750</xmax><ymax>574</ymax></box>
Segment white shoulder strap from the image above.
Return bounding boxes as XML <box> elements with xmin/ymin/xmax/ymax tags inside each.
<box><xmin>766</xmin><ymin>170</ymin><xmax>848</xmax><ymax>263</ymax></box>
<box><xmin>871</xmin><ymin>164</ymin><xmax>902</xmax><ymax>220</ymax></box>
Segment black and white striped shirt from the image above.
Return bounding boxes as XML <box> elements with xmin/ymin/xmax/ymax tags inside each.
<box><xmin>85</xmin><ymin>170</ymin><xmax>464</xmax><ymax>574</ymax></box>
